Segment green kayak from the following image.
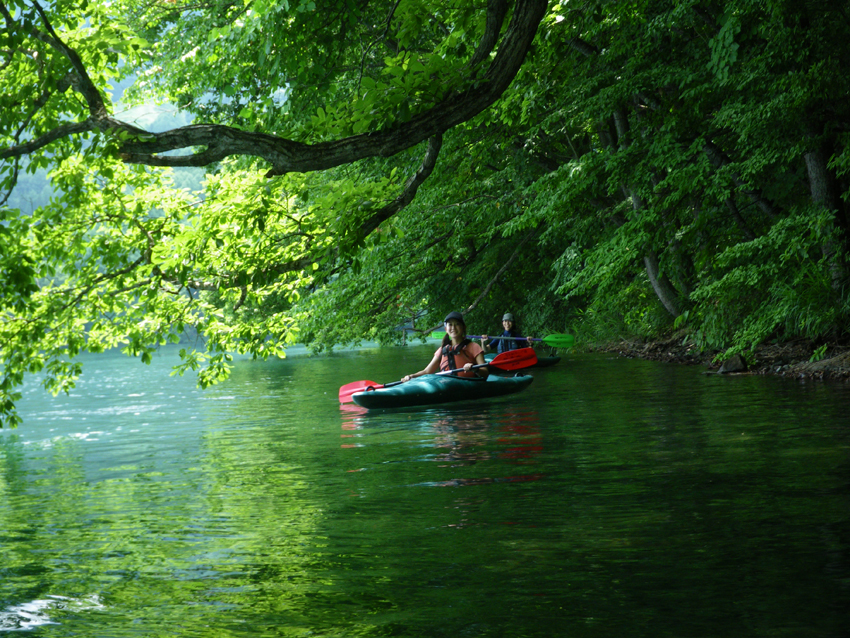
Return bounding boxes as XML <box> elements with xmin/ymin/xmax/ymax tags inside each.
<box><xmin>485</xmin><ymin>352</ymin><xmax>561</xmax><ymax>369</ymax></box>
<box><xmin>351</xmin><ymin>373</ymin><xmax>533</xmax><ymax>409</ymax></box>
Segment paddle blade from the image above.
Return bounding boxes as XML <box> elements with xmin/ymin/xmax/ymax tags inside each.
<box><xmin>339</xmin><ymin>380</ymin><xmax>381</xmax><ymax>404</ymax></box>
<box><xmin>488</xmin><ymin>347</ymin><xmax>538</xmax><ymax>370</ymax></box>
<box><xmin>541</xmin><ymin>333</ymin><xmax>575</xmax><ymax>348</ymax></box>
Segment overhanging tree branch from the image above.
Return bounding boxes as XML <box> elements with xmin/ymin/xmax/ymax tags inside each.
<box><xmin>358</xmin><ymin>134</ymin><xmax>442</xmax><ymax>237</ymax></box>
<box><xmin>121</xmin><ymin>0</ymin><xmax>545</xmax><ymax>175</ymax></box>
<box><xmin>0</xmin><ymin>0</ymin><xmax>150</xmax><ymax>162</ymax></box>
<box><xmin>2</xmin><ymin>0</ymin><xmax>548</xmax><ymax>176</ymax></box>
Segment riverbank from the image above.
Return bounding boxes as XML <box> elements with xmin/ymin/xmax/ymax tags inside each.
<box><xmin>588</xmin><ymin>332</ymin><xmax>850</xmax><ymax>381</ymax></box>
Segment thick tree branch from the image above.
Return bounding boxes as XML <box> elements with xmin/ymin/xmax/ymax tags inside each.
<box><xmin>114</xmin><ymin>0</ymin><xmax>547</xmax><ymax>175</ymax></box>
<box><xmin>28</xmin><ymin>0</ymin><xmax>109</xmax><ymax>118</ymax></box>
<box><xmin>3</xmin><ymin>1</ymin><xmax>546</xmax><ymax>175</ymax></box>
<box><xmin>467</xmin><ymin>0</ymin><xmax>510</xmax><ymax>71</ymax></box>
<box><xmin>358</xmin><ymin>134</ymin><xmax>442</xmax><ymax>237</ymax></box>
<box><xmin>1</xmin><ymin>120</ymin><xmax>96</xmax><ymax>159</ymax></box>
<box><xmin>0</xmin><ymin>1</ymin><xmax>150</xmax><ymax>161</ymax></box>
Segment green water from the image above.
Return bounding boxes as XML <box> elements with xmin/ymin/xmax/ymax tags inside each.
<box><xmin>1</xmin><ymin>344</ymin><xmax>848</xmax><ymax>637</ymax></box>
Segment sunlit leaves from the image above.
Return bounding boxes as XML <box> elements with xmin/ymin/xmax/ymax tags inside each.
<box><xmin>1</xmin><ymin>0</ymin><xmax>146</xmax><ymax>196</ymax></box>
<box><xmin>123</xmin><ymin>0</ymin><xmax>479</xmax><ymax>138</ymax></box>
<box><xmin>0</xmin><ymin>155</ymin><xmax>197</xmax><ymax>427</ymax></box>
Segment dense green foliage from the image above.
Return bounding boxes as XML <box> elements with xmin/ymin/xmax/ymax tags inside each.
<box><xmin>2</xmin><ymin>0</ymin><xmax>849</xmax><ymax>426</ymax></box>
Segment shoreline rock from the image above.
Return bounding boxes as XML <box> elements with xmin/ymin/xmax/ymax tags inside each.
<box><xmin>588</xmin><ymin>335</ymin><xmax>850</xmax><ymax>382</ymax></box>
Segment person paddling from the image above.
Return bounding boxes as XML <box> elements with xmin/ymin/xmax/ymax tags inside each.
<box><xmin>402</xmin><ymin>311</ymin><xmax>489</xmax><ymax>381</ymax></box>
<box><xmin>481</xmin><ymin>313</ymin><xmax>533</xmax><ymax>354</ymax></box>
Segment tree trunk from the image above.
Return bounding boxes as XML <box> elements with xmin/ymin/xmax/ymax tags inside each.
<box><xmin>724</xmin><ymin>197</ymin><xmax>757</xmax><ymax>241</ymax></box>
<box><xmin>804</xmin><ymin>136</ymin><xmax>849</xmax><ymax>290</ymax></box>
<box><xmin>704</xmin><ymin>141</ymin><xmax>781</xmax><ymax>220</ymax></box>
<box><xmin>613</xmin><ymin>108</ymin><xmax>682</xmax><ymax>317</ymax></box>
<box><xmin>644</xmin><ymin>252</ymin><xmax>681</xmax><ymax>316</ymax></box>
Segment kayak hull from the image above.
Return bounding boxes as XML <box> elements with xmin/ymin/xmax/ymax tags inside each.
<box><xmin>352</xmin><ymin>373</ymin><xmax>533</xmax><ymax>409</ymax></box>
<box><xmin>485</xmin><ymin>353</ymin><xmax>560</xmax><ymax>369</ymax></box>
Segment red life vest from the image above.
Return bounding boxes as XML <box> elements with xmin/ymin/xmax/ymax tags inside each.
<box><xmin>439</xmin><ymin>340</ymin><xmax>483</xmax><ymax>378</ymax></box>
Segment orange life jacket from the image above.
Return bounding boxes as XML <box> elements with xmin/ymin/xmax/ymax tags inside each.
<box><xmin>439</xmin><ymin>340</ymin><xmax>481</xmax><ymax>378</ymax></box>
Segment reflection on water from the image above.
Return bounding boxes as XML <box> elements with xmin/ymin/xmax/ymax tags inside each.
<box><xmin>1</xmin><ymin>345</ymin><xmax>849</xmax><ymax>637</ymax></box>
<box><xmin>0</xmin><ymin>595</ymin><xmax>105</xmax><ymax>631</ymax></box>
<box><xmin>341</xmin><ymin>406</ymin><xmax>546</xmax><ymax>490</ymax></box>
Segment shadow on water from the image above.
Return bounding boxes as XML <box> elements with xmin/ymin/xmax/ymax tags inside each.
<box><xmin>1</xmin><ymin>345</ymin><xmax>849</xmax><ymax>636</ymax></box>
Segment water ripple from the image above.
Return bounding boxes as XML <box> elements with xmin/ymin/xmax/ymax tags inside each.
<box><xmin>0</xmin><ymin>595</ymin><xmax>105</xmax><ymax>632</ymax></box>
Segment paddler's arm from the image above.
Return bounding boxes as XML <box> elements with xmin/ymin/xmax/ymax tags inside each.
<box><xmin>402</xmin><ymin>351</ymin><xmax>441</xmax><ymax>382</ymax></box>
<box><xmin>464</xmin><ymin>350</ymin><xmax>489</xmax><ymax>379</ymax></box>
<box><xmin>480</xmin><ymin>334</ymin><xmax>491</xmax><ymax>352</ymax></box>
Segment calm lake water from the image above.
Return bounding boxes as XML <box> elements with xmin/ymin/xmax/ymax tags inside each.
<box><xmin>2</xmin><ymin>344</ymin><xmax>849</xmax><ymax>637</ymax></box>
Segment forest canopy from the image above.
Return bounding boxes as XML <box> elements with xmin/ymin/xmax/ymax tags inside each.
<box><xmin>2</xmin><ymin>0</ymin><xmax>849</xmax><ymax>426</ymax></box>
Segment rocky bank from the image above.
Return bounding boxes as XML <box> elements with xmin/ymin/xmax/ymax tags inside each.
<box><xmin>589</xmin><ymin>333</ymin><xmax>850</xmax><ymax>382</ymax></box>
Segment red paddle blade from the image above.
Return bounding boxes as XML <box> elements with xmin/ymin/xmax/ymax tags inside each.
<box><xmin>488</xmin><ymin>347</ymin><xmax>538</xmax><ymax>370</ymax></box>
<box><xmin>339</xmin><ymin>380</ymin><xmax>381</xmax><ymax>403</ymax></box>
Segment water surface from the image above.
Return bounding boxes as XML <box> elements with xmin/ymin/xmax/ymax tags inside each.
<box><xmin>2</xmin><ymin>345</ymin><xmax>849</xmax><ymax>636</ymax></box>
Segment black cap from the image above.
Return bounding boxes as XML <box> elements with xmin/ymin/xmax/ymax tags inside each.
<box><xmin>444</xmin><ymin>311</ymin><xmax>465</xmax><ymax>324</ymax></box>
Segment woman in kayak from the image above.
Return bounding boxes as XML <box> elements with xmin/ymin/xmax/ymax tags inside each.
<box><xmin>402</xmin><ymin>311</ymin><xmax>489</xmax><ymax>381</ymax></box>
<box><xmin>481</xmin><ymin>312</ymin><xmax>533</xmax><ymax>354</ymax></box>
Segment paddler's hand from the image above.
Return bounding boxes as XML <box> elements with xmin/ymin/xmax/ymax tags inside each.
<box><xmin>463</xmin><ymin>363</ymin><xmax>473</xmax><ymax>372</ymax></box>
<box><xmin>402</xmin><ymin>374</ymin><xmax>412</xmax><ymax>382</ymax></box>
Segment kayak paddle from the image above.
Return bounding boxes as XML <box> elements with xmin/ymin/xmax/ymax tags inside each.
<box><xmin>338</xmin><ymin>379</ymin><xmax>383</xmax><ymax>403</ymax></box>
<box><xmin>338</xmin><ymin>348</ymin><xmax>537</xmax><ymax>403</ymax></box>
<box><xmin>430</xmin><ymin>332</ymin><xmax>575</xmax><ymax>348</ymax></box>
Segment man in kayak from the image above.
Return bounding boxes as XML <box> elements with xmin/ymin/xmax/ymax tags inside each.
<box><xmin>402</xmin><ymin>311</ymin><xmax>489</xmax><ymax>381</ymax></box>
<box><xmin>481</xmin><ymin>313</ymin><xmax>533</xmax><ymax>354</ymax></box>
